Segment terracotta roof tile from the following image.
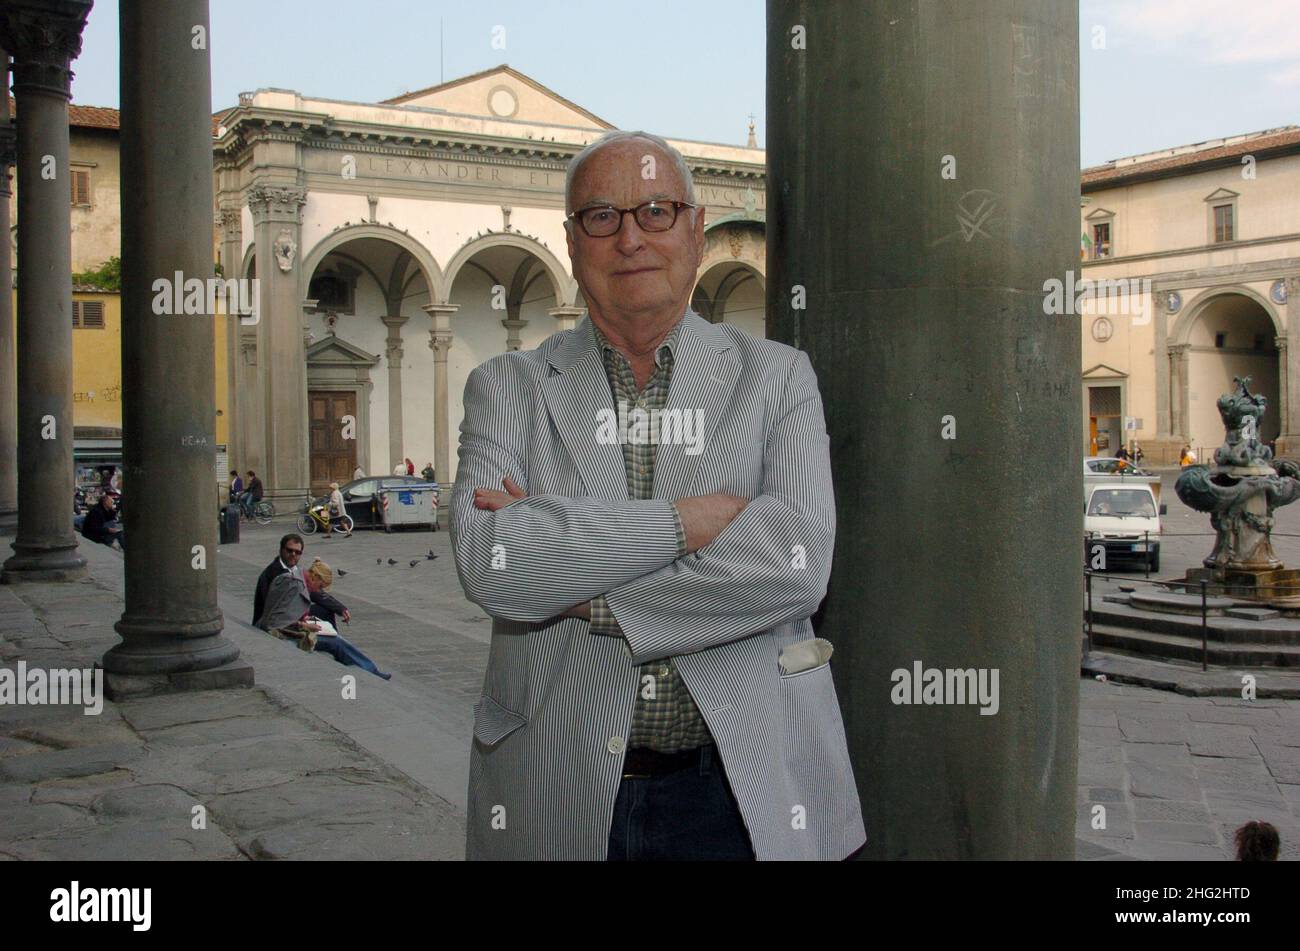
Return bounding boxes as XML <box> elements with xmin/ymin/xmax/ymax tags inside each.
<box><xmin>1083</xmin><ymin>127</ymin><xmax>1300</xmax><ymax>188</ymax></box>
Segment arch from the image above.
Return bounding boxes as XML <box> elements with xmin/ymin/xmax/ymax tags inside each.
<box><xmin>442</xmin><ymin>232</ymin><xmax>577</xmax><ymax>308</ymax></box>
<box><xmin>299</xmin><ymin>222</ymin><xmax>446</xmax><ymax>305</ymax></box>
<box><xmin>240</xmin><ymin>242</ymin><xmax>256</xmax><ymax>281</ymax></box>
<box><xmin>1172</xmin><ymin>284</ymin><xmax>1283</xmax><ymax>346</ymax></box>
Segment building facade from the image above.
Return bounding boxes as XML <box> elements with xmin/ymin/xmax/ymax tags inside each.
<box><xmin>214</xmin><ymin>65</ymin><xmax>768</xmax><ymax>500</ymax></box>
<box><xmin>1078</xmin><ymin>127</ymin><xmax>1300</xmax><ymax>464</ymax></box>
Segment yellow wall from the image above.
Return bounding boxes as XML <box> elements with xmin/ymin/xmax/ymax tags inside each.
<box><xmin>10</xmin><ymin>288</ymin><xmax>230</xmax><ymax>445</ymax></box>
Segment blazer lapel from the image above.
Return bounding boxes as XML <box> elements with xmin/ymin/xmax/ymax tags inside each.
<box><xmin>540</xmin><ymin>317</ymin><xmax>630</xmax><ymax>500</ymax></box>
<box><xmin>652</xmin><ymin>311</ymin><xmax>740</xmax><ymax>501</ymax></box>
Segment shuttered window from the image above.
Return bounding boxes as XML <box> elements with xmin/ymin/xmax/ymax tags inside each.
<box><xmin>72</xmin><ymin>300</ymin><xmax>105</xmax><ymax>329</ymax></box>
<box><xmin>70</xmin><ymin>169</ymin><xmax>91</xmax><ymax>206</ymax></box>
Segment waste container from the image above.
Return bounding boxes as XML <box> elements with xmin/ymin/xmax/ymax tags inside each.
<box><xmin>378</xmin><ymin>484</ymin><xmax>439</xmax><ymax>532</ymax></box>
<box><xmin>219</xmin><ymin>505</ymin><xmax>240</xmax><ymax>544</ymax></box>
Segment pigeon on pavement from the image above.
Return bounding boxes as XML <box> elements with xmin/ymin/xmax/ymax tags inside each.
<box><xmin>387</xmin><ymin>558</ymin><xmax>398</xmax><ymax>565</ymax></box>
<box><xmin>426</xmin><ymin>550</ymin><xmax>438</xmax><ymax>560</ymax></box>
<box><xmin>409</xmin><ymin>559</ymin><xmax>419</xmax><ymax>567</ymax></box>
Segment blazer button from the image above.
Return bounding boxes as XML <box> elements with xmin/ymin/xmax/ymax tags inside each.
<box><xmin>607</xmin><ymin>735</ymin><xmax>625</xmax><ymax>754</ymax></box>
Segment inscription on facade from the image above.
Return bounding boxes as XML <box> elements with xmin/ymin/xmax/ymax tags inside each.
<box><xmin>305</xmin><ymin>149</ymin><xmax>764</xmax><ymax>210</ymax></box>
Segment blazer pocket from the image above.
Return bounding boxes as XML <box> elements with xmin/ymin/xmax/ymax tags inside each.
<box><xmin>778</xmin><ymin>637</ymin><xmax>834</xmax><ymax>679</ymax></box>
<box><xmin>472</xmin><ymin>693</ymin><xmax>528</xmax><ymax>746</ymax></box>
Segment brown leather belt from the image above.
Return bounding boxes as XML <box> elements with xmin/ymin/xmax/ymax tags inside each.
<box><xmin>621</xmin><ymin>744</ymin><xmax>711</xmax><ymax>779</ymax></box>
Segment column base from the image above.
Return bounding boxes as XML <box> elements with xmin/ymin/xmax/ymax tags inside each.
<box><xmin>2</xmin><ymin>542</ymin><xmax>88</xmax><ymax>583</ymax></box>
<box><xmin>101</xmin><ymin>657</ymin><xmax>255</xmax><ymax>701</ymax></box>
<box><xmin>1274</xmin><ymin>434</ymin><xmax>1300</xmax><ymax>459</ymax></box>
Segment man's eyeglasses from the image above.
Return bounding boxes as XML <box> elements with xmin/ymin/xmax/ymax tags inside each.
<box><xmin>568</xmin><ymin>200</ymin><xmax>696</xmax><ymax>238</ymax></box>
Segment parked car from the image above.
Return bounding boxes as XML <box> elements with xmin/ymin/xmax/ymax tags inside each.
<box><xmin>1084</xmin><ymin>483</ymin><xmax>1165</xmax><ymax>572</ymax></box>
<box><xmin>1084</xmin><ymin>456</ymin><xmax>1154</xmax><ymax>477</ymax></box>
<box><xmin>321</xmin><ymin>475</ymin><xmax>438</xmax><ymax>529</ymax></box>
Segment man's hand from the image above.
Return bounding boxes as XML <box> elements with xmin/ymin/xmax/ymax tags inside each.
<box><xmin>558</xmin><ymin>601</ymin><xmax>591</xmax><ymax>620</ymax></box>
<box><xmin>340</xmin><ymin>609</ymin><xmax>351</xmax><ymax>623</ymax></box>
<box><xmin>673</xmin><ymin>493</ymin><xmax>750</xmax><ymax>554</ymax></box>
<box><xmin>474</xmin><ymin>476</ymin><xmax>526</xmax><ymax>512</ymax></box>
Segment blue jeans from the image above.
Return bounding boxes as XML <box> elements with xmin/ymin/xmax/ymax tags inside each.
<box><xmin>607</xmin><ymin>744</ymin><xmax>754</xmax><ymax>861</ymax></box>
<box><xmin>313</xmin><ymin>634</ymin><xmax>389</xmax><ymax>679</ymax></box>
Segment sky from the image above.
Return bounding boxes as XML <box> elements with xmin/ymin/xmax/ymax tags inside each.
<box><xmin>60</xmin><ymin>0</ymin><xmax>1300</xmax><ymax>168</ymax></box>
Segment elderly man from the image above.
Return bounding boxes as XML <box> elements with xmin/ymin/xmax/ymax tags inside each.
<box><xmin>450</xmin><ymin>130</ymin><xmax>864</xmax><ymax>861</ymax></box>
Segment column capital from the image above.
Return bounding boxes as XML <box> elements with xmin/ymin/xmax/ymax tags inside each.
<box><xmin>1276</xmin><ymin>335</ymin><xmax>1288</xmax><ymax>351</ymax></box>
<box><xmin>217</xmin><ymin>204</ymin><xmax>242</xmax><ymax>238</ymax></box>
<box><xmin>0</xmin><ymin>0</ymin><xmax>91</xmax><ymax>99</ymax></box>
<box><xmin>381</xmin><ymin>313</ymin><xmax>411</xmax><ymax>331</ymax></box>
<box><xmin>428</xmin><ymin>332</ymin><xmax>453</xmax><ymax>357</ymax></box>
<box><xmin>422</xmin><ymin>302</ymin><xmax>458</xmax><ymax>337</ymax></box>
<box><xmin>1168</xmin><ymin>342</ymin><xmax>1192</xmax><ymax>355</ymax></box>
<box><xmin>247</xmin><ymin>183</ymin><xmax>307</xmax><ymax>224</ymax></box>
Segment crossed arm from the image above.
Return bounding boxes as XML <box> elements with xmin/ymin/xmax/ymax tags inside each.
<box><xmin>450</xmin><ymin>351</ymin><xmax>835</xmax><ymax>664</ymax></box>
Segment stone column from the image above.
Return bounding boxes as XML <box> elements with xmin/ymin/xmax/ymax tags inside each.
<box><xmin>381</xmin><ymin>314</ymin><xmax>409</xmax><ymax>471</ymax></box>
<box><xmin>248</xmin><ymin>183</ymin><xmax>309</xmax><ymax>504</ymax></box>
<box><xmin>1275</xmin><ymin>335</ymin><xmax>1289</xmax><ymax>445</ymax></box>
<box><xmin>0</xmin><ymin>1</ymin><xmax>91</xmax><ymax>583</ymax></box>
<box><xmin>1280</xmin><ymin>276</ymin><xmax>1300</xmax><ymax>456</ymax></box>
<box><xmin>0</xmin><ymin>49</ymin><xmax>16</xmax><ymax>522</ymax></box>
<box><xmin>767</xmin><ymin>0</ymin><xmax>1079</xmax><ymax>859</ymax></box>
<box><xmin>1169</xmin><ymin>343</ymin><xmax>1190</xmax><ymax>444</ymax></box>
<box><xmin>217</xmin><ymin>204</ymin><xmax>243</xmax><ymax>468</ymax></box>
<box><xmin>423</xmin><ymin>303</ymin><xmax>456</xmax><ymax>486</ymax></box>
<box><xmin>103</xmin><ymin>0</ymin><xmax>250</xmax><ymax>696</ymax></box>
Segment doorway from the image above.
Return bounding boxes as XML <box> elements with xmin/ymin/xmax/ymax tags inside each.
<box><xmin>309</xmin><ymin>390</ymin><xmax>357</xmax><ymax>497</ymax></box>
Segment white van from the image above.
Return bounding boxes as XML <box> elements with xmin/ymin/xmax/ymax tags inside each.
<box><xmin>1084</xmin><ymin>483</ymin><xmax>1165</xmax><ymax>572</ymax></box>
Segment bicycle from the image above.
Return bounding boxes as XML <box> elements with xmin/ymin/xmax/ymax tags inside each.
<box><xmin>296</xmin><ymin>499</ymin><xmax>353</xmax><ymax>536</ymax></box>
<box><xmin>237</xmin><ymin>498</ymin><xmax>275</xmax><ymax>525</ymax></box>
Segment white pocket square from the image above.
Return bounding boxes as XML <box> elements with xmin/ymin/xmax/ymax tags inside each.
<box><xmin>778</xmin><ymin>637</ymin><xmax>834</xmax><ymax>675</ymax></box>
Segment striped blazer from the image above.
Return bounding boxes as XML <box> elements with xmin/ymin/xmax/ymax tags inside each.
<box><xmin>450</xmin><ymin>308</ymin><xmax>865</xmax><ymax>860</ymax></box>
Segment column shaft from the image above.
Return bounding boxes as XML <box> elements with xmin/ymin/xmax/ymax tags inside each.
<box><xmin>767</xmin><ymin>0</ymin><xmax>1080</xmax><ymax>858</ymax></box>
<box><xmin>0</xmin><ymin>1</ymin><xmax>92</xmax><ymax>582</ymax></box>
<box><xmin>104</xmin><ymin>0</ymin><xmax>247</xmax><ymax>692</ymax></box>
<box><xmin>382</xmin><ymin>314</ymin><xmax>408</xmax><ymax>472</ymax></box>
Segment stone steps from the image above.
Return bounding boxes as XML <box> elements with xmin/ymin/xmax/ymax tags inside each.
<box><xmin>1084</xmin><ymin>622</ymin><xmax>1300</xmax><ymax>667</ymax></box>
<box><xmin>1086</xmin><ymin>598</ymin><xmax>1300</xmax><ymax>645</ymax></box>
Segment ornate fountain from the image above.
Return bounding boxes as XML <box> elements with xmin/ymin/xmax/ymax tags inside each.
<box><xmin>1175</xmin><ymin>377</ymin><xmax>1300</xmax><ymax>597</ymax></box>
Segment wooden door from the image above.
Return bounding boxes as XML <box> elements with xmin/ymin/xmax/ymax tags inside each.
<box><xmin>309</xmin><ymin>391</ymin><xmax>357</xmax><ymax>497</ymax></box>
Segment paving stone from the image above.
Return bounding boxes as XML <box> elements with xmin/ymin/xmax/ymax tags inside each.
<box><xmin>1186</xmin><ymin>705</ymin><xmax>1280</xmax><ymax>726</ymax></box>
<box><xmin>246</xmin><ymin>813</ymin><xmax>464</xmax><ymax>861</ymax></box>
<box><xmin>1118</xmin><ymin>718</ymin><xmax>1188</xmax><ymax>744</ymax></box>
<box><xmin>139</xmin><ymin>714</ymin><xmax>314</xmax><ymax>748</ymax></box>
<box><xmin>6</xmin><ymin>714</ymin><xmax>140</xmax><ymax>752</ymax></box>
<box><xmin>0</xmin><ymin>736</ymin><xmax>50</xmax><ymax>758</ymax></box>
<box><xmin>10</xmin><ymin>820</ymin><xmax>244</xmax><ymax>861</ymax></box>
<box><xmin>1255</xmin><ymin>742</ymin><xmax>1300</xmax><ymax>783</ymax></box>
<box><xmin>0</xmin><ymin>801</ymin><xmax>94</xmax><ymax>842</ymax></box>
<box><xmin>28</xmin><ymin>769</ymin><xmax>135</xmax><ymax>808</ymax></box>
<box><xmin>0</xmin><ymin>742</ymin><xmax>145</xmax><ymax>784</ymax></box>
<box><xmin>1129</xmin><ymin>763</ymin><xmax>1202</xmax><ymax>800</ymax></box>
<box><xmin>1132</xmin><ymin>799</ymin><xmax>1211</xmax><ymax>823</ymax></box>
<box><xmin>1122</xmin><ymin>740</ymin><xmax>1193</xmax><ymax>765</ymax></box>
<box><xmin>90</xmin><ymin>783</ymin><xmax>202</xmax><ymax>820</ymax></box>
<box><xmin>118</xmin><ymin>687</ymin><xmax>284</xmax><ymax>732</ymax></box>
<box><xmin>1186</xmin><ymin>725</ymin><xmax>1262</xmax><ymax>759</ymax></box>
<box><xmin>1130</xmin><ymin>840</ymin><xmax>1229</xmax><ymax>861</ymax></box>
<box><xmin>1133</xmin><ymin>820</ymin><xmax>1220</xmax><ymax>845</ymax></box>
<box><xmin>207</xmin><ymin>774</ymin><xmax>430</xmax><ymax>833</ymax></box>
<box><xmin>1087</xmin><ymin>787</ymin><xmax>1126</xmax><ymax>803</ymax></box>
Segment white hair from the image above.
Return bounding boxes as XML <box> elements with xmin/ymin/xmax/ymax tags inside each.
<box><xmin>564</xmin><ymin>130</ymin><xmax>697</xmax><ymax>223</ymax></box>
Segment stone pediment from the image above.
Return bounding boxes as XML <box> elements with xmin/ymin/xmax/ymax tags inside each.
<box><xmin>1204</xmin><ymin>187</ymin><xmax>1239</xmax><ymax>203</ymax></box>
<box><xmin>382</xmin><ymin>65</ymin><xmax>613</xmax><ymax>130</ymax></box>
<box><xmin>305</xmin><ymin>335</ymin><xmax>378</xmax><ymax>367</ymax></box>
<box><xmin>1084</xmin><ymin>206</ymin><xmax>1114</xmax><ymax>220</ymax></box>
<box><xmin>1083</xmin><ymin>363</ymin><xmax>1127</xmax><ymax>379</ymax></box>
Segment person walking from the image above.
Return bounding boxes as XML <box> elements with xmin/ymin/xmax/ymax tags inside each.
<box><xmin>327</xmin><ymin>481</ymin><xmax>350</xmax><ymax>536</ymax></box>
